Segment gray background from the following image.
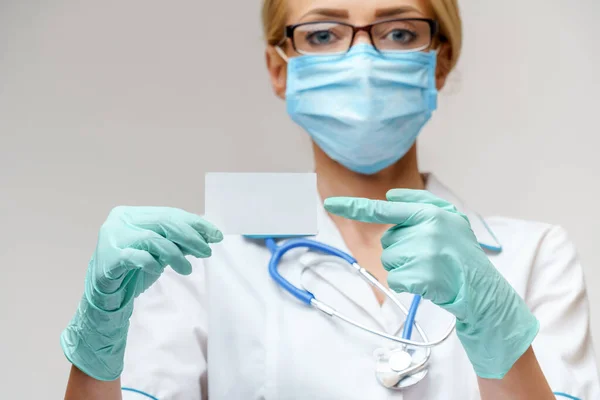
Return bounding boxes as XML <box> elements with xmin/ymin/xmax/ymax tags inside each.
<box><xmin>1</xmin><ymin>0</ymin><xmax>598</xmax><ymax>398</ymax></box>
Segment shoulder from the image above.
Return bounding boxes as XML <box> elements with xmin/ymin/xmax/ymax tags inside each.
<box><xmin>483</xmin><ymin>216</ymin><xmax>580</xmax><ymax>295</ymax></box>
<box><xmin>485</xmin><ymin>216</ymin><xmax>574</xmax><ymax>259</ymax></box>
<box><xmin>485</xmin><ymin>215</ymin><xmax>555</xmax><ymax>242</ymax></box>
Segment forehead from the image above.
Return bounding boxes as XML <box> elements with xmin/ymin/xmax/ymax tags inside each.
<box><xmin>287</xmin><ymin>0</ymin><xmax>434</xmax><ymax>24</ymax></box>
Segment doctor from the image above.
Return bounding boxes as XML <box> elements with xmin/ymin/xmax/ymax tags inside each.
<box><xmin>61</xmin><ymin>0</ymin><xmax>599</xmax><ymax>399</ymax></box>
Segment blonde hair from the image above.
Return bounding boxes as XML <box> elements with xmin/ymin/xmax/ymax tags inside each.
<box><xmin>261</xmin><ymin>0</ymin><xmax>463</xmax><ymax>72</ymax></box>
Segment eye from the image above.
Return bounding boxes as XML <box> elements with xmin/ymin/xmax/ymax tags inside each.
<box><xmin>386</xmin><ymin>29</ymin><xmax>417</xmax><ymax>44</ymax></box>
<box><xmin>305</xmin><ymin>30</ymin><xmax>338</xmax><ymax>46</ymax></box>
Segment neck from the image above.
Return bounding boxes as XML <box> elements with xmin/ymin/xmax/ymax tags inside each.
<box><xmin>315</xmin><ymin>142</ymin><xmax>425</xmax><ymax>242</ymax></box>
<box><xmin>315</xmin><ymin>143</ymin><xmax>425</xmax><ymax>201</ymax></box>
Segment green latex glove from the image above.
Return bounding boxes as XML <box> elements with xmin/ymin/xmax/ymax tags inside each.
<box><xmin>324</xmin><ymin>190</ymin><xmax>539</xmax><ymax>379</ymax></box>
<box><xmin>61</xmin><ymin>207</ymin><xmax>223</xmax><ymax>381</ymax></box>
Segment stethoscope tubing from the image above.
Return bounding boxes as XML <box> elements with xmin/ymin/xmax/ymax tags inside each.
<box><xmin>265</xmin><ymin>238</ymin><xmax>456</xmax><ymax>348</ymax></box>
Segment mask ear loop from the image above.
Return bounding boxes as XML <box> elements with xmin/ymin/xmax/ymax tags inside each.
<box><xmin>275</xmin><ymin>46</ymin><xmax>289</xmax><ymax>63</ymax></box>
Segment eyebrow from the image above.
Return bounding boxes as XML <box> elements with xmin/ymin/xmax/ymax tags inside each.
<box><xmin>299</xmin><ymin>8</ymin><xmax>350</xmax><ymax>21</ymax></box>
<box><xmin>375</xmin><ymin>6</ymin><xmax>422</xmax><ymax>19</ymax></box>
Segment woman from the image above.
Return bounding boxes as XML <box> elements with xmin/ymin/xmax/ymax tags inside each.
<box><xmin>62</xmin><ymin>0</ymin><xmax>599</xmax><ymax>399</ymax></box>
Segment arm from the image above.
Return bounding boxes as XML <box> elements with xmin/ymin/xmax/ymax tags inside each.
<box><xmin>478</xmin><ymin>226</ymin><xmax>600</xmax><ymax>400</ymax></box>
<box><xmin>64</xmin><ymin>258</ymin><xmax>210</xmax><ymax>400</ymax></box>
<box><xmin>119</xmin><ymin>258</ymin><xmax>210</xmax><ymax>399</ymax></box>
<box><xmin>323</xmin><ymin>192</ymin><xmax>552</xmax><ymax>389</ymax></box>
<box><xmin>61</xmin><ymin>207</ymin><xmax>221</xmax><ymax>399</ymax></box>
<box><xmin>476</xmin><ymin>224</ymin><xmax>600</xmax><ymax>400</ymax></box>
<box><xmin>65</xmin><ymin>366</ymin><xmax>122</xmax><ymax>400</ymax></box>
<box><xmin>478</xmin><ymin>347</ymin><xmax>554</xmax><ymax>400</ymax></box>
<box><xmin>526</xmin><ymin>226</ymin><xmax>599</xmax><ymax>398</ymax></box>
<box><xmin>63</xmin><ymin>259</ymin><xmax>210</xmax><ymax>400</ymax></box>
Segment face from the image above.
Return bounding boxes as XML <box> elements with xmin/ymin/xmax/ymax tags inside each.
<box><xmin>265</xmin><ymin>0</ymin><xmax>452</xmax><ymax>99</ymax></box>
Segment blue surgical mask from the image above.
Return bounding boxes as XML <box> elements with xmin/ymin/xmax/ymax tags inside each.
<box><xmin>283</xmin><ymin>44</ymin><xmax>438</xmax><ymax>175</ymax></box>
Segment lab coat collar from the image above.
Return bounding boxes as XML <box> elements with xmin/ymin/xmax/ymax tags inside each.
<box><xmin>423</xmin><ymin>174</ymin><xmax>503</xmax><ymax>253</ymax></box>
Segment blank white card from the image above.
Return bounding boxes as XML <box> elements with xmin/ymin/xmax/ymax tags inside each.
<box><xmin>204</xmin><ymin>173</ymin><xmax>318</xmax><ymax>236</ymax></box>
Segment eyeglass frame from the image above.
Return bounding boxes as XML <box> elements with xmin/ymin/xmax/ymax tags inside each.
<box><xmin>283</xmin><ymin>18</ymin><xmax>440</xmax><ymax>55</ymax></box>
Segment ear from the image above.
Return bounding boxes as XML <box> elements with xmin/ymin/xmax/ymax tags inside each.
<box><xmin>435</xmin><ymin>40</ymin><xmax>453</xmax><ymax>90</ymax></box>
<box><xmin>265</xmin><ymin>46</ymin><xmax>288</xmax><ymax>100</ymax></box>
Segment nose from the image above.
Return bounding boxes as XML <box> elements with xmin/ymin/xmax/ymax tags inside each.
<box><xmin>351</xmin><ymin>27</ymin><xmax>373</xmax><ymax>48</ymax></box>
<box><xmin>354</xmin><ymin>32</ymin><xmax>371</xmax><ymax>45</ymax></box>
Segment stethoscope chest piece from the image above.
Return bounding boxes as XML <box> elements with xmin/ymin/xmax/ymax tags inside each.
<box><xmin>389</xmin><ymin>350</ymin><xmax>413</xmax><ymax>372</ymax></box>
<box><xmin>374</xmin><ymin>348</ymin><xmax>428</xmax><ymax>389</ymax></box>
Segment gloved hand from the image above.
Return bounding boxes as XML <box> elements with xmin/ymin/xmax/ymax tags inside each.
<box><xmin>324</xmin><ymin>190</ymin><xmax>539</xmax><ymax>379</ymax></box>
<box><xmin>61</xmin><ymin>206</ymin><xmax>223</xmax><ymax>381</ymax></box>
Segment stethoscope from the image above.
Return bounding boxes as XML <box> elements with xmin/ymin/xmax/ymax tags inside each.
<box><xmin>264</xmin><ymin>237</ymin><xmax>456</xmax><ymax>390</ymax></box>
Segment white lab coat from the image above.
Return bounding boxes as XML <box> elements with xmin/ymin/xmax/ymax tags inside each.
<box><xmin>121</xmin><ymin>175</ymin><xmax>599</xmax><ymax>400</ymax></box>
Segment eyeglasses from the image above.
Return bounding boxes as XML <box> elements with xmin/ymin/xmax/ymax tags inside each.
<box><xmin>285</xmin><ymin>18</ymin><xmax>439</xmax><ymax>55</ymax></box>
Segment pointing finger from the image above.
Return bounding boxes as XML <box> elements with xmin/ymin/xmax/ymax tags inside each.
<box><xmin>324</xmin><ymin>197</ymin><xmax>435</xmax><ymax>226</ymax></box>
<box><xmin>386</xmin><ymin>189</ymin><xmax>458</xmax><ymax>213</ymax></box>
<box><xmin>387</xmin><ymin>189</ymin><xmax>469</xmax><ymax>223</ymax></box>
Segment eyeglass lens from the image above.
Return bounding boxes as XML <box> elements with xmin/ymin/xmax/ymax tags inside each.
<box><xmin>293</xmin><ymin>19</ymin><xmax>432</xmax><ymax>55</ymax></box>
